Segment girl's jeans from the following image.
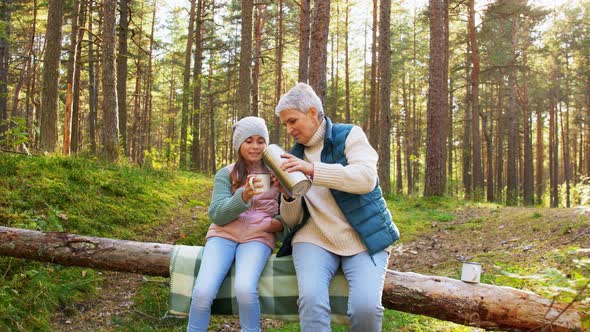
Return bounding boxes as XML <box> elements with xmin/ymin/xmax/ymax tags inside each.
<box><xmin>187</xmin><ymin>237</ymin><xmax>271</xmax><ymax>332</ymax></box>
<box><xmin>292</xmin><ymin>242</ymin><xmax>389</xmax><ymax>332</ymax></box>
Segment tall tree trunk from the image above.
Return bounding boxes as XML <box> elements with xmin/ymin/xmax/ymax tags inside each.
<box><xmin>550</xmin><ymin>56</ymin><xmax>559</xmax><ymax>207</ymax></box>
<box><xmin>298</xmin><ymin>0</ymin><xmax>310</xmax><ymax>84</ymax></box>
<box><xmin>506</xmin><ymin>19</ymin><xmax>519</xmax><ymax>206</ymax></box>
<box><xmin>448</xmin><ymin>77</ymin><xmax>454</xmax><ymax>194</ymax></box>
<box><xmin>25</xmin><ymin>0</ymin><xmax>38</xmax><ymax>149</ymax></box>
<box><xmin>495</xmin><ymin>81</ymin><xmax>504</xmax><ymax>202</ymax></box>
<box><xmin>344</xmin><ymin>0</ymin><xmax>350</xmax><ymax>123</ymax></box>
<box><xmin>101</xmin><ymin>0</ymin><xmax>119</xmax><ymax>162</ymax></box>
<box><xmin>362</xmin><ymin>8</ymin><xmax>369</xmax><ymax>130</ymax></box>
<box><xmin>63</xmin><ymin>0</ymin><xmax>81</xmax><ymax>155</ymax></box>
<box><xmin>463</xmin><ymin>41</ymin><xmax>472</xmax><ymax>198</ymax></box>
<box><xmin>251</xmin><ymin>5</ymin><xmax>267</xmax><ymax>117</ymax></box>
<box><xmin>308</xmin><ymin>0</ymin><xmax>330</xmax><ymax>110</ymax></box>
<box><xmin>238</xmin><ymin>0</ymin><xmax>253</xmax><ymax>117</ymax></box>
<box><xmin>88</xmin><ymin>0</ymin><xmax>97</xmax><ymax>155</ymax></box>
<box><xmin>563</xmin><ymin>51</ymin><xmax>571</xmax><ymax>207</ymax></box>
<box><xmin>469</xmin><ymin>0</ymin><xmax>483</xmax><ymax>200</ymax></box>
<box><xmin>144</xmin><ymin>2</ymin><xmax>156</xmax><ymax>154</ymax></box>
<box><xmin>273</xmin><ymin>0</ymin><xmax>283</xmax><ymax>144</ymax></box>
<box><xmin>483</xmin><ymin>111</ymin><xmax>494</xmax><ymax>202</ymax></box>
<box><xmin>117</xmin><ymin>0</ymin><xmax>129</xmax><ymax>155</ymax></box>
<box><xmin>0</xmin><ymin>0</ymin><xmax>10</xmax><ymax>137</ymax></box>
<box><xmin>71</xmin><ymin>0</ymin><xmax>86</xmax><ymax>154</ymax></box>
<box><xmin>208</xmin><ymin>61</ymin><xmax>215</xmax><ymax>174</ymax></box>
<box><xmin>522</xmin><ymin>54</ymin><xmax>534</xmax><ymax>206</ymax></box>
<box><xmin>191</xmin><ymin>0</ymin><xmax>204</xmax><ymax>171</ymax></box>
<box><xmin>180</xmin><ymin>0</ymin><xmax>196</xmax><ymax>169</ymax></box>
<box><xmin>396</xmin><ymin>111</ymin><xmax>403</xmax><ymax>194</ymax></box>
<box><xmin>535</xmin><ymin>104</ymin><xmax>544</xmax><ymax>204</ymax></box>
<box><xmin>131</xmin><ymin>61</ymin><xmax>142</xmax><ymax>163</ymax></box>
<box><xmin>40</xmin><ymin>0</ymin><xmax>65</xmax><ymax>153</ymax></box>
<box><xmin>368</xmin><ymin>0</ymin><xmax>379</xmax><ymax>150</ymax></box>
<box><xmin>424</xmin><ymin>0</ymin><xmax>447</xmax><ymax>196</ymax></box>
<box><xmin>378</xmin><ymin>0</ymin><xmax>392</xmax><ymax>195</ymax></box>
<box><xmin>403</xmin><ymin>73</ymin><xmax>414</xmax><ymax>194</ymax></box>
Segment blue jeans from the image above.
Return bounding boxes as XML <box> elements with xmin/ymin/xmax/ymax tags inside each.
<box><xmin>292</xmin><ymin>242</ymin><xmax>389</xmax><ymax>332</ymax></box>
<box><xmin>187</xmin><ymin>237</ymin><xmax>271</xmax><ymax>332</ymax></box>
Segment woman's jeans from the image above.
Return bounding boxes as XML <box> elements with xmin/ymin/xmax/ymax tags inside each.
<box><xmin>187</xmin><ymin>237</ymin><xmax>271</xmax><ymax>332</ymax></box>
<box><xmin>292</xmin><ymin>242</ymin><xmax>389</xmax><ymax>332</ymax></box>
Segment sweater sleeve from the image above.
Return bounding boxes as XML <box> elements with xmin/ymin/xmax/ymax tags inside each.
<box><xmin>311</xmin><ymin>125</ymin><xmax>378</xmax><ymax>194</ymax></box>
<box><xmin>208</xmin><ymin>167</ymin><xmax>250</xmax><ymax>226</ymax></box>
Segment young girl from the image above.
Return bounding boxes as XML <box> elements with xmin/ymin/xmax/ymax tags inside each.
<box><xmin>187</xmin><ymin>116</ymin><xmax>284</xmax><ymax>332</ymax></box>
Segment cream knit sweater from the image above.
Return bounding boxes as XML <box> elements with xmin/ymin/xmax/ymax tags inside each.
<box><xmin>280</xmin><ymin>120</ymin><xmax>379</xmax><ymax>256</ymax></box>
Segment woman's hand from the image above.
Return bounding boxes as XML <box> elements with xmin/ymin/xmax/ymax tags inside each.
<box><xmin>280</xmin><ymin>153</ymin><xmax>314</xmax><ymax>177</ymax></box>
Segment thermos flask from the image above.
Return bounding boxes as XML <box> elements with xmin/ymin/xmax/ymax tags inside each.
<box><xmin>262</xmin><ymin>144</ymin><xmax>312</xmax><ymax>198</ymax></box>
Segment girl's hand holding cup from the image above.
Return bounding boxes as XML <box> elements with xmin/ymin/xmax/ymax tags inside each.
<box><xmin>243</xmin><ymin>173</ymin><xmax>271</xmax><ymax>202</ymax></box>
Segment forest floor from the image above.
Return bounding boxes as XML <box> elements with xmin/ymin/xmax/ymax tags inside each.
<box><xmin>2</xmin><ymin>155</ymin><xmax>587</xmax><ymax>331</ymax></box>
<box><xmin>49</xmin><ymin>201</ymin><xmax>590</xmax><ymax>331</ymax></box>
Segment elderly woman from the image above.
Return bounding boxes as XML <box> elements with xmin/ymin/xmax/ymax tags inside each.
<box><xmin>275</xmin><ymin>82</ymin><xmax>400</xmax><ymax>332</ymax></box>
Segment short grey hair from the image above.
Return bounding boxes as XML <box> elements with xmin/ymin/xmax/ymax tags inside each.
<box><xmin>275</xmin><ymin>82</ymin><xmax>324</xmax><ymax>120</ymax></box>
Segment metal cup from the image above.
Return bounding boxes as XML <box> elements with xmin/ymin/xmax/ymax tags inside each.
<box><xmin>262</xmin><ymin>144</ymin><xmax>312</xmax><ymax>198</ymax></box>
<box><xmin>461</xmin><ymin>261</ymin><xmax>482</xmax><ymax>283</ymax></box>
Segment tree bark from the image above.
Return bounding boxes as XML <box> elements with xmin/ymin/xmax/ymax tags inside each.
<box><xmin>378</xmin><ymin>0</ymin><xmax>392</xmax><ymax>195</ymax></box>
<box><xmin>71</xmin><ymin>1</ymin><xmax>86</xmax><ymax>154</ymax></box>
<box><xmin>251</xmin><ymin>4</ymin><xmax>267</xmax><ymax>117</ymax></box>
<box><xmin>424</xmin><ymin>0</ymin><xmax>447</xmax><ymax>196</ymax></box>
<box><xmin>522</xmin><ymin>53</ymin><xmax>534</xmax><ymax>206</ymax></box>
<box><xmin>536</xmin><ymin>103</ymin><xmax>544</xmax><ymax>204</ymax></box>
<box><xmin>298</xmin><ymin>0</ymin><xmax>310</xmax><ymax>84</ymax></box>
<box><xmin>117</xmin><ymin>0</ymin><xmax>129</xmax><ymax>155</ymax></box>
<box><xmin>368</xmin><ymin>0</ymin><xmax>379</xmax><ymax>150</ymax></box>
<box><xmin>273</xmin><ymin>0</ymin><xmax>283</xmax><ymax>144</ymax></box>
<box><xmin>308</xmin><ymin>0</ymin><xmax>330</xmax><ymax>110</ymax></box>
<box><xmin>238</xmin><ymin>0</ymin><xmax>253</xmax><ymax>117</ymax></box>
<box><xmin>344</xmin><ymin>0</ymin><xmax>350</xmax><ymax>124</ymax></box>
<box><xmin>469</xmin><ymin>0</ymin><xmax>483</xmax><ymax>200</ymax></box>
<box><xmin>101</xmin><ymin>0</ymin><xmax>120</xmax><ymax>162</ymax></box>
<box><xmin>180</xmin><ymin>0</ymin><xmax>196</xmax><ymax>169</ymax></box>
<box><xmin>0</xmin><ymin>226</ymin><xmax>582</xmax><ymax>331</ymax></box>
<box><xmin>0</xmin><ymin>0</ymin><xmax>10</xmax><ymax>137</ymax></box>
<box><xmin>40</xmin><ymin>0</ymin><xmax>65</xmax><ymax>153</ymax></box>
<box><xmin>506</xmin><ymin>18</ymin><xmax>519</xmax><ymax>206</ymax></box>
<box><xmin>62</xmin><ymin>0</ymin><xmax>80</xmax><ymax>155</ymax></box>
<box><xmin>191</xmin><ymin>0</ymin><xmax>204</xmax><ymax>171</ymax></box>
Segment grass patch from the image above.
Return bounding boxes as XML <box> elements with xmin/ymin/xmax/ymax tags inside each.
<box><xmin>386</xmin><ymin>195</ymin><xmax>465</xmax><ymax>241</ymax></box>
<box><xmin>0</xmin><ymin>154</ymin><xmax>209</xmax><ymax>331</ymax></box>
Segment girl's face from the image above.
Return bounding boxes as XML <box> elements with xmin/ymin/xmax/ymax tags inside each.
<box><xmin>278</xmin><ymin>107</ymin><xmax>321</xmax><ymax>144</ymax></box>
<box><xmin>239</xmin><ymin>135</ymin><xmax>267</xmax><ymax>164</ymax></box>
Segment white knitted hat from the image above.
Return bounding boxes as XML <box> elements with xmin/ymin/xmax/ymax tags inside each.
<box><xmin>232</xmin><ymin>116</ymin><xmax>269</xmax><ymax>152</ymax></box>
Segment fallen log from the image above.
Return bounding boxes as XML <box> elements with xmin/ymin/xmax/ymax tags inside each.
<box><xmin>0</xmin><ymin>226</ymin><xmax>582</xmax><ymax>331</ymax></box>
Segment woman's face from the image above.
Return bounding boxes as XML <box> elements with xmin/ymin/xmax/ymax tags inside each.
<box><xmin>239</xmin><ymin>135</ymin><xmax>267</xmax><ymax>164</ymax></box>
<box><xmin>278</xmin><ymin>107</ymin><xmax>321</xmax><ymax>144</ymax></box>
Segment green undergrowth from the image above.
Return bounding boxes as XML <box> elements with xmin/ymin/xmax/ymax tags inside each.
<box><xmin>0</xmin><ymin>154</ymin><xmax>208</xmax><ymax>331</ymax></box>
<box><xmin>388</xmin><ymin>195</ymin><xmax>466</xmax><ymax>241</ymax></box>
<box><xmin>1</xmin><ymin>154</ymin><xmax>588</xmax><ymax>331</ymax></box>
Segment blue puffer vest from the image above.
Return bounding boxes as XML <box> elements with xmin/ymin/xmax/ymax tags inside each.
<box><xmin>289</xmin><ymin>117</ymin><xmax>400</xmax><ymax>256</ymax></box>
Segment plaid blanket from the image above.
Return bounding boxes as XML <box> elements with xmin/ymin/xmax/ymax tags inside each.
<box><xmin>168</xmin><ymin>245</ymin><xmax>350</xmax><ymax>324</ymax></box>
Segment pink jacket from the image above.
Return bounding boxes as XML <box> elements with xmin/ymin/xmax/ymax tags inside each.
<box><xmin>206</xmin><ymin>164</ymin><xmax>279</xmax><ymax>249</ymax></box>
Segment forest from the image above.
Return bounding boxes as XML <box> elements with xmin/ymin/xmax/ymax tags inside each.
<box><xmin>0</xmin><ymin>0</ymin><xmax>588</xmax><ymax>206</ymax></box>
<box><xmin>0</xmin><ymin>0</ymin><xmax>589</xmax><ymax>331</ymax></box>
